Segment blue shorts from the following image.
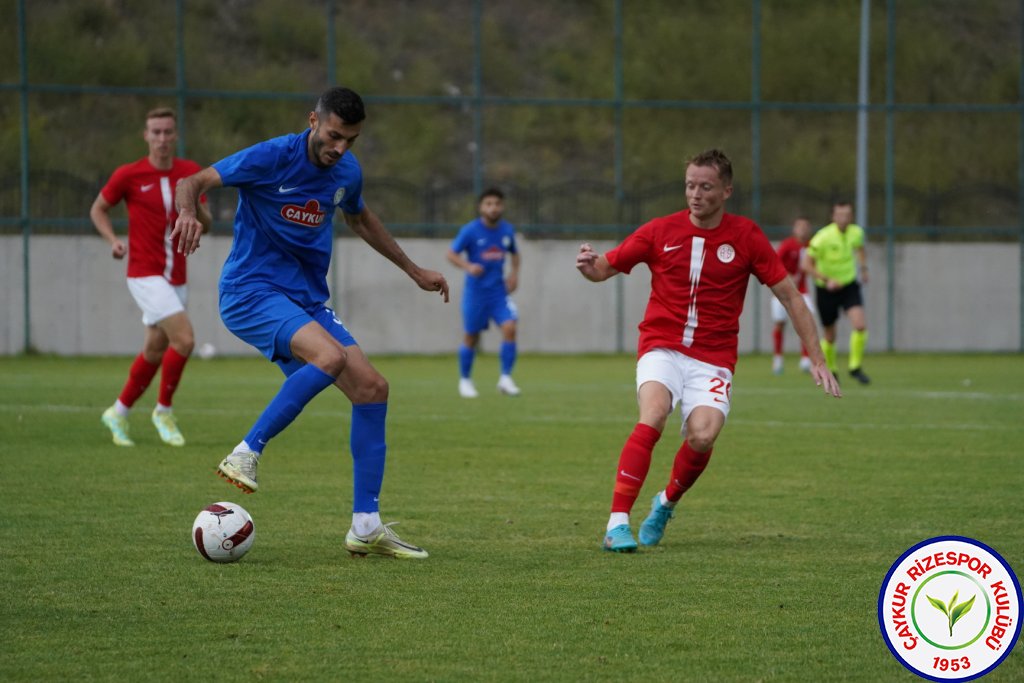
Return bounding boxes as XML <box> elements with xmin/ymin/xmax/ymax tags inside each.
<box><xmin>220</xmin><ymin>289</ymin><xmax>357</xmax><ymax>374</ymax></box>
<box><xmin>462</xmin><ymin>294</ymin><xmax>518</xmax><ymax>334</ymax></box>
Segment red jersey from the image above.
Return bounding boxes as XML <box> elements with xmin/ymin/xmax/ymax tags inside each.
<box><xmin>100</xmin><ymin>157</ymin><xmax>204</xmax><ymax>285</ymax></box>
<box><xmin>776</xmin><ymin>236</ymin><xmax>808</xmax><ymax>293</ymax></box>
<box><xmin>606</xmin><ymin>210</ymin><xmax>787</xmax><ymax>372</ymax></box>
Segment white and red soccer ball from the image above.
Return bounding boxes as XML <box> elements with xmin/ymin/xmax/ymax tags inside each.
<box><xmin>192</xmin><ymin>502</ymin><xmax>255</xmax><ymax>563</ymax></box>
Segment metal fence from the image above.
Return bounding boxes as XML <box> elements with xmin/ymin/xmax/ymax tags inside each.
<box><xmin>3</xmin><ymin>0</ymin><xmax>1023</xmax><ymax>352</ymax></box>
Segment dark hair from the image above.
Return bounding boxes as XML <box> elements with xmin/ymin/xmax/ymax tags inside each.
<box><xmin>316</xmin><ymin>87</ymin><xmax>366</xmax><ymax>124</ymax></box>
<box><xmin>479</xmin><ymin>187</ymin><xmax>504</xmax><ymax>202</ymax></box>
<box><xmin>686</xmin><ymin>148</ymin><xmax>733</xmax><ymax>184</ymax></box>
<box><xmin>832</xmin><ymin>199</ymin><xmax>853</xmax><ymax>209</ymax></box>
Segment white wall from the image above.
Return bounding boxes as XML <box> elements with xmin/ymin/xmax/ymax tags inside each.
<box><xmin>1</xmin><ymin>236</ymin><xmax>1019</xmax><ymax>355</ymax></box>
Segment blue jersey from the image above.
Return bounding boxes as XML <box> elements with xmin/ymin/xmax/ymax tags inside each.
<box><xmin>450</xmin><ymin>218</ymin><xmax>517</xmax><ymax>298</ymax></box>
<box><xmin>214</xmin><ymin>130</ymin><xmax>365</xmax><ymax>307</ymax></box>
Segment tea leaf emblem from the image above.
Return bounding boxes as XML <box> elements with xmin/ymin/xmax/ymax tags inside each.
<box><xmin>927</xmin><ymin>590</ymin><xmax>976</xmax><ymax>637</ymax></box>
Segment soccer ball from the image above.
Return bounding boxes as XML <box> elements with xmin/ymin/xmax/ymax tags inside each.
<box><xmin>191</xmin><ymin>502</ymin><xmax>255</xmax><ymax>563</ymax></box>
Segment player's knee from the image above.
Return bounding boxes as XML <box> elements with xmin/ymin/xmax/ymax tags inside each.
<box><xmin>171</xmin><ymin>333</ymin><xmax>195</xmax><ymax>356</ymax></box>
<box><xmin>687</xmin><ymin>431</ymin><xmax>717</xmax><ymax>453</ymax></box>
<box><xmin>316</xmin><ymin>347</ymin><xmax>348</xmax><ymax>378</ymax></box>
<box><xmin>351</xmin><ymin>374</ymin><xmax>389</xmax><ymax>403</ymax></box>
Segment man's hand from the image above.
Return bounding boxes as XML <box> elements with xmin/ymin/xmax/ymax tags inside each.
<box><xmin>811</xmin><ymin>361</ymin><xmax>843</xmax><ymax>398</ymax></box>
<box><xmin>576</xmin><ymin>243</ymin><xmax>599</xmax><ymax>273</ymax></box>
<box><xmin>110</xmin><ymin>239</ymin><xmax>127</xmax><ymax>260</ymax></box>
<box><xmin>413</xmin><ymin>267</ymin><xmax>450</xmax><ymax>302</ymax></box>
<box><xmin>171</xmin><ymin>207</ymin><xmax>204</xmax><ymax>255</ymax></box>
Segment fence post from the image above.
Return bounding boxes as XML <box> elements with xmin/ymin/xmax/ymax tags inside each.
<box><xmin>18</xmin><ymin>0</ymin><xmax>31</xmax><ymax>353</ymax></box>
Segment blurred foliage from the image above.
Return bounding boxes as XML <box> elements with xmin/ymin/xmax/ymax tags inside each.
<box><xmin>1</xmin><ymin>0</ymin><xmax>1021</xmax><ymax>236</ymax></box>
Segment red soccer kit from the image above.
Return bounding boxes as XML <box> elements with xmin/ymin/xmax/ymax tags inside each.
<box><xmin>100</xmin><ymin>157</ymin><xmax>204</xmax><ymax>285</ymax></box>
<box><xmin>605</xmin><ymin>210</ymin><xmax>788</xmax><ymax>373</ymax></box>
<box><xmin>776</xmin><ymin>236</ymin><xmax>808</xmax><ymax>294</ymax></box>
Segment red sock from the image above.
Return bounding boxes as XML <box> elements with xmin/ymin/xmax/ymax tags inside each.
<box><xmin>800</xmin><ymin>345</ymin><xmax>809</xmax><ymax>358</ymax></box>
<box><xmin>610</xmin><ymin>423</ymin><xmax>661</xmax><ymax>514</ymax></box>
<box><xmin>664</xmin><ymin>441</ymin><xmax>714</xmax><ymax>502</ymax></box>
<box><xmin>772</xmin><ymin>327</ymin><xmax>784</xmax><ymax>355</ymax></box>
<box><xmin>118</xmin><ymin>354</ymin><xmax>160</xmax><ymax>408</ymax></box>
<box><xmin>158</xmin><ymin>347</ymin><xmax>190</xmax><ymax>407</ymax></box>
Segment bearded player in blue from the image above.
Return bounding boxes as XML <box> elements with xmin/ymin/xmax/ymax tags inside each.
<box><xmin>172</xmin><ymin>87</ymin><xmax>449</xmax><ymax>559</ymax></box>
<box><xmin>446</xmin><ymin>188</ymin><xmax>522</xmax><ymax>398</ymax></box>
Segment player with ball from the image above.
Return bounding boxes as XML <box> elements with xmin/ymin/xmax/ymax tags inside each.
<box><xmin>173</xmin><ymin>87</ymin><xmax>449</xmax><ymax>559</ymax></box>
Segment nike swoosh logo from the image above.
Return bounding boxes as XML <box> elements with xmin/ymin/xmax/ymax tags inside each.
<box><xmin>140</xmin><ymin>184</ymin><xmax>154</xmax><ymax>192</ymax></box>
<box><xmin>620</xmin><ymin>470</ymin><xmax>643</xmax><ymax>482</ymax></box>
<box><xmin>278</xmin><ymin>185</ymin><xmax>299</xmax><ymax>193</ymax></box>
<box><xmin>663</xmin><ymin>244</ymin><xmax>683</xmax><ymax>252</ymax></box>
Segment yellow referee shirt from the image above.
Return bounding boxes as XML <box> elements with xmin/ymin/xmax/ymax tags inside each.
<box><xmin>807</xmin><ymin>222</ymin><xmax>864</xmax><ymax>287</ymax></box>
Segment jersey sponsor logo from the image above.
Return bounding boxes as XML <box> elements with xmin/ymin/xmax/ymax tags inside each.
<box><xmin>663</xmin><ymin>244</ymin><xmax>683</xmax><ymax>252</ymax></box>
<box><xmin>717</xmin><ymin>243</ymin><xmax>736</xmax><ymax>263</ymax></box>
<box><xmin>333</xmin><ymin>187</ymin><xmax>346</xmax><ymax>205</ymax></box>
<box><xmin>141</xmin><ymin>183</ymin><xmax>155</xmax><ymax>192</ymax></box>
<box><xmin>278</xmin><ymin>184</ymin><xmax>299</xmax><ymax>193</ymax></box>
<box><xmin>281</xmin><ymin>199</ymin><xmax>326</xmax><ymax>228</ymax></box>
<box><xmin>481</xmin><ymin>245</ymin><xmax>504</xmax><ymax>262</ymax></box>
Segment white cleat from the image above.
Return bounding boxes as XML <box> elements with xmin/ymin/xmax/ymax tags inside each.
<box><xmin>799</xmin><ymin>356</ymin><xmax>812</xmax><ymax>373</ymax></box>
<box><xmin>772</xmin><ymin>355</ymin><xmax>784</xmax><ymax>375</ymax></box>
<box><xmin>458</xmin><ymin>378</ymin><xmax>479</xmax><ymax>398</ymax></box>
<box><xmin>496</xmin><ymin>374</ymin><xmax>521</xmax><ymax>396</ymax></box>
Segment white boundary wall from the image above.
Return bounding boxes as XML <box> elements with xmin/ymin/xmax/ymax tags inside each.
<box><xmin>1</xmin><ymin>236</ymin><xmax>1019</xmax><ymax>355</ymax></box>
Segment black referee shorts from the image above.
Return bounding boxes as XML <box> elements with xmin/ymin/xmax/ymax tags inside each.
<box><xmin>815</xmin><ymin>281</ymin><xmax>864</xmax><ymax>327</ymax></box>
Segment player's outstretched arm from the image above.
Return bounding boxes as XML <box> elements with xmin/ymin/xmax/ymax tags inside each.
<box><xmin>172</xmin><ymin>167</ymin><xmax>223</xmax><ymax>255</ymax></box>
<box><xmin>576</xmin><ymin>242</ymin><xmax>618</xmax><ymax>282</ymax></box>
<box><xmin>770</xmin><ymin>278</ymin><xmax>842</xmax><ymax>398</ymax></box>
<box><xmin>345</xmin><ymin>206</ymin><xmax>449</xmax><ymax>302</ymax></box>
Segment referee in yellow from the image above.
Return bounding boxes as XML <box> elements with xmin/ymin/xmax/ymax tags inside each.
<box><xmin>802</xmin><ymin>200</ymin><xmax>871</xmax><ymax>385</ymax></box>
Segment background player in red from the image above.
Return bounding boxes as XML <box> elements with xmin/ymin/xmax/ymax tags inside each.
<box><xmin>576</xmin><ymin>149</ymin><xmax>841</xmax><ymax>553</ymax></box>
<box><xmin>770</xmin><ymin>217</ymin><xmax>814</xmax><ymax>375</ymax></box>
<box><xmin>90</xmin><ymin>107</ymin><xmax>211</xmax><ymax>447</ymax></box>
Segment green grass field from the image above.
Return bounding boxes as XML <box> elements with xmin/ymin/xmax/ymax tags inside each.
<box><xmin>1</xmin><ymin>353</ymin><xmax>1021</xmax><ymax>682</ymax></box>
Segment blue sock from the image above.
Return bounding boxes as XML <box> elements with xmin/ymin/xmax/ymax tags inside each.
<box><xmin>500</xmin><ymin>341</ymin><xmax>517</xmax><ymax>375</ymax></box>
<box><xmin>351</xmin><ymin>402</ymin><xmax>387</xmax><ymax>513</ymax></box>
<box><xmin>458</xmin><ymin>344</ymin><xmax>475</xmax><ymax>379</ymax></box>
<box><xmin>244</xmin><ymin>364</ymin><xmax>336</xmax><ymax>452</ymax></box>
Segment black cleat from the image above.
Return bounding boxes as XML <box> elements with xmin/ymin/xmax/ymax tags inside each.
<box><xmin>849</xmin><ymin>368</ymin><xmax>871</xmax><ymax>385</ymax></box>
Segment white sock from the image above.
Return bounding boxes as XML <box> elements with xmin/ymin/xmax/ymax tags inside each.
<box><xmin>154</xmin><ymin>403</ymin><xmax>172</xmax><ymax>413</ymax></box>
<box><xmin>659</xmin><ymin>491</ymin><xmax>675</xmax><ymax>508</ymax></box>
<box><xmin>353</xmin><ymin>512</ymin><xmax>382</xmax><ymax>537</ymax></box>
<box><xmin>113</xmin><ymin>400</ymin><xmax>130</xmax><ymax>416</ymax></box>
<box><xmin>237</xmin><ymin>440</ymin><xmax>261</xmax><ymax>458</ymax></box>
<box><xmin>607</xmin><ymin>512</ymin><xmax>629</xmax><ymax>531</ymax></box>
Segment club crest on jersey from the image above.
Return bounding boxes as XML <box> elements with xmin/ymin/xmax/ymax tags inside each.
<box><xmin>717</xmin><ymin>243</ymin><xmax>736</xmax><ymax>263</ymax></box>
<box><xmin>281</xmin><ymin>199</ymin><xmax>326</xmax><ymax>228</ymax></box>
<box><xmin>333</xmin><ymin>187</ymin><xmax>346</xmax><ymax>205</ymax></box>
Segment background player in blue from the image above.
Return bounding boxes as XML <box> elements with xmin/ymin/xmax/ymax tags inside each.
<box><xmin>446</xmin><ymin>188</ymin><xmax>522</xmax><ymax>398</ymax></box>
<box><xmin>171</xmin><ymin>87</ymin><xmax>449</xmax><ymax>559</ymax></box>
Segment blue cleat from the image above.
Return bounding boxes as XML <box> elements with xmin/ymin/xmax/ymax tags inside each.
<box><xmin>602</xmin><ymin>524</ymin><xmax>638</xmax><ymax>553</ymax></box>
<box><xmin>638</xmin><ymin>494</ymin><xmax>675</xmax><ymax>546</ymax></box>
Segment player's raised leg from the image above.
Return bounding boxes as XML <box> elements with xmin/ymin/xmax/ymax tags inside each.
<box><xmin>218</xmin><ymin>321</ymin><xmax>345</xmax><ymax>493</ymax></box>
